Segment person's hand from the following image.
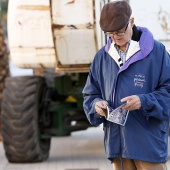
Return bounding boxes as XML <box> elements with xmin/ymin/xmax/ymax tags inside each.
<box><xmin>121</xmin><ymin>95</ymin><xmax>141</xmax><ymax>111</ymax></box>
<box><xmin>95</xmin><ymin>100</ymin><xmax>108</xmax><ymax>117</ymax></box>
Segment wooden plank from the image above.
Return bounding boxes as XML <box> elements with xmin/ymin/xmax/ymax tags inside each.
<box><xmin>54</xmin><ymin>29</ymin><xmax>96</xmax><ymax>65</ymax></box>
<box><xmin>52</xmin><ymin>0</ymin><xmax>93</xmax><ymax>25</ymax></box>
<box><xmin>10</xmin><ymin>47</ymin><xmax>56</xmax><ymax>68</ymax></box>
<box><xmin>8</xmin><ymin>0</ymin><xmax>54</xmax><ymax>47</ymax></box>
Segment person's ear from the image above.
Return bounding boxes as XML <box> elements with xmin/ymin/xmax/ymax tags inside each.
<box><xmin>130</xmin><ymin>17</ymin><xmax>134</xmax><ymax>27</ymax></box>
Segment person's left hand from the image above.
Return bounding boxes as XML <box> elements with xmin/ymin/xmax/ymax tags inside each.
<box><xmin>121</xmin><ymin>95</ymin><xmax>141</xmax><ymax>111</ymax></box>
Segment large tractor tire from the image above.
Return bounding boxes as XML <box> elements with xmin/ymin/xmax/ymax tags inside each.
<box><xmin>1</xmin><ymin>76</ymin><xmax>51</xmax><ymax>163</ymax></box>
<box><xmin>0</xmin><ymin>25</ymin><xmax>9</xmax><ymax>141</ymax></box>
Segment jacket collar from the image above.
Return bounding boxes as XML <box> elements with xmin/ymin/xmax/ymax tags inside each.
<box><xmin>108</xmin><ymin>40</ymin><xmax>140</xmax><ymax>67</ymax></box>
<box><xmin>105</xmin><ymin>26</ymin><xmax>154</xmax><ymax>72</ymax></box>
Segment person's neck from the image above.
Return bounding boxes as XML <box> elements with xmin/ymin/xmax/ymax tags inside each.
<box><xmin>116</xmin><ymin>41</ymin><xmax>130</xmax><ymax>52</ymax></box>
<box><xmin>119</xmin><ymin>45</ymin><xmax>127</xmax><ymax>52</ymax></box>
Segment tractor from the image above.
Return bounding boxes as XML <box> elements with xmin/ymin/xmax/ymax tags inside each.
<box><xmin>0</xmin><ymin>0</ymin><xmax>107</xmax><ymax>163</ymax></box>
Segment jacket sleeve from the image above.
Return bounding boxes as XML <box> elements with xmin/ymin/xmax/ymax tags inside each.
<box><xmin>138</xmin><ymin>48</ymin><xmax>170</xmax><ymax>120</ymax></box>
<box><xmin>82</xmin><ymin>57</ymin><xmax>105</xmax><ymax>126</ymax></box>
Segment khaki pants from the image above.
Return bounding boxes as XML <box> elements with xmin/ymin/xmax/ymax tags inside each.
<box><xmin>112</xmin><ymin>158</ymin><xmax>167</xmax><ymax>170</ymax></box>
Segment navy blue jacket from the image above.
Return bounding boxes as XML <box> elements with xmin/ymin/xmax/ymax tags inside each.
<box><xmin>82</xmin><ymin>26</ymin><xmax>170</xmax><ymax>163</ymax></box>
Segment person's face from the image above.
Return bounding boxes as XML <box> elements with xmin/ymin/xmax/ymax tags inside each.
<box><xmin>106</xmin><ymin>18</ymin><xmax>134</xmax><ymax>51</ymax></box>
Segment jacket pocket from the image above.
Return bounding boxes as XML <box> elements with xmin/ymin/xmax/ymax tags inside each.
<box><xmin>159</xmin><ymin>119</ymin><xmax>169</xmax><ymax>134</ymax></box>
<box><xmin>147</xmin><ymin>118</ymin><xmax>169</xmax><ymax>139</ymax></box>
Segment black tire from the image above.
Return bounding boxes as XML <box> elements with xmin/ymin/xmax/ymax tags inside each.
<box><xmin>0</xmin><ymin>25</ymin><xmax>9</xmax><ymax>141</ymax></box>
<box><xmin>1</xmin><ymin>76</ymin><xmax>51</xmax><ymax>163</ymax></box>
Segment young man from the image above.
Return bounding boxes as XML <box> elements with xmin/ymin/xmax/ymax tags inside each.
<box><xmin>82</xmin><ymin>1</ymin><xmax>170</xmax><ymax>170</ymax></box>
